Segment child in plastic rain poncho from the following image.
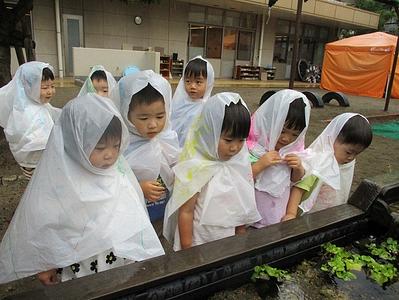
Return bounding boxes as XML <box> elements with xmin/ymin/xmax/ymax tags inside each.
<box><xmin>164</xmin><ymin>92</ymin><xmax>261</xmax><ymax>251</ymax></box>
<box><xmin>247</xmin><ymin>89</ymin><xmax>311</xmax><ymax>227</ymax></box>
<box><xmin>170</xmin><ymin>56</ymin><xmax>214</xmax><ymax>147</ymax></box>
<box><xmin>0</xmin><ymin>61</ymin><xmax>61</xmax><ymax>179</ymax></box>
<box><xmin>115</xmin><ymin>70</ymin><xmax>180</xmax><ymax>222</ymax></box>
<box><xmin>0</xmin><ymin>94</ymin><xmax>164</xmax><ymax>285</ymax></box>
<box><xmin>283</xmin><ymin>113</ymin><xmax>373</xmax><ymax>220</ymax></box>
<box><xmin>78</xmin><ymin>65</ymin><xmax>117</xmax><ymax>97</ymax></box>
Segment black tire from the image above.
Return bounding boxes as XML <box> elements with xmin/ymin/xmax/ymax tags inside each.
<box><xmin>322</xmin><ymin>91</ymin><xmax>350</xmax><ymax>107</ymax></box>
<box><xmin>302</xmin><ymin>91</ymin><xmax>324</xmax><ymax>108</ymax></box>
<box><xmin>297</xmin><ymin>59</ymin><xmax>308</xmax><ymax>82</ymax></box>
<box><xmin>259</xmin><ymin>90</ymin><xmax>276</xmax><ymax>107</ymax></box>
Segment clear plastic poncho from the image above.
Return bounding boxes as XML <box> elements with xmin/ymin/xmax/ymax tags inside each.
<box><xmin>116</xmin><ymin>70</ymin><xmax>180</xmax><ymax>190</ymax></box>
<box><xmin>78</xmin><ymin>65</ymin><xmax>117</xmax><ymax>97</ymax></box>
<box><xmin>163</xmin><ymin>92</ymin><xmax>261</xmax><ymax>244</ymax></box>
<box><xmin>299</xmin><ymin>113</ymin><xmax>364</xmax><ymax>213</ymax></box>
<box><xmin>170</xmin><ymin>56</ymin><xmax>214</xmax><ymax>147</ymax></box>
<box><xmin>0</xmin><ymin>61</ymin><xmax>61</xmax><ymax>168</ymax></box>
<box><xmin>0</xmin><ymin>94</ymin><xmax>164</xmax><ymax>284</ymax></box>
<box><xmin>247</xmin><ymin>89</ymin><xmax>311</xmax><ymax>197</ymax></box>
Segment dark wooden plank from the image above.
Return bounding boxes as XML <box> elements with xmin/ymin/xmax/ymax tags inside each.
<box><xmin>2</xmin><ymin>204</ymin><xmax>365</xmax><ymax>300</ymax></box>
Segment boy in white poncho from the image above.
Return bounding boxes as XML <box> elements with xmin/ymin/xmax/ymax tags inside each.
<box><xmin>0</xmin><ymin>94</ymin><xmax>164</xmax><ymax>284</ymax></box>
<box><xmin>115</xmin><ymin>70</ymin><xmax>180</xmax><ymax>222</ymax></box>
<box><xmin>0</xmin><ymin>61</ymin><xmax>61</xmax><ymax>179</ymax></box>
<box><xmin>164</xmin><ymin>92</ymin><xmax>261</xmax><ymax>251</ymax></box>
<box><xmin>78</xmin><ymin>65</ymin><xmax>117</xmax><ymax>97</ymax></box>
<box><xmin>170</xmin><ymin>56</ymin><xmax>214</xmax><ymax>147</ymax></box>
<box><xmin>283</xmin><ymin>113</ymin><xmax>373</xmax><ymax>220</ymax></box>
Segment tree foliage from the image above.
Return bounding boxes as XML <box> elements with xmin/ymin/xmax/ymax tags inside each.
<box><xmin>354</xmin><ymin>0</ymin><xmax>396</xmax><ymax>30</ymax></box>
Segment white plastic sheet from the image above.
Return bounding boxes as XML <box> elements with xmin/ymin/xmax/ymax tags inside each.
<box><xmin>0</xmin><ymin>94</ymin><xmax>164</xmax><ymax>283</ymax></box>
<box><xmin>247</xmin><ymin>89</ymin><xmax>311</xmax><ymax>197</ymax></box>
<box><xmin>170</xmin><ymin>56</ymin><xmax>214</xmax><ymax>147</ymax></box>
<box><xmin>164</xmin><ymin>92</ymin><xmax>261</xmax><ymax>245</ymax></box>
<box><xmin>0</xmin><ymin>61</ymin><xmax>61</xmax><ymax>168</ymax></box>
<box><xmin>116</xmin><ymin>70</ymin><xmax>180</xmax><ymax>190</ymax></box>
<box><xmin>300</xmin><ymin>113</ymin><xmax>363</xmax><ymax>213</ymax></box>
<box><xmin>78</xmin><ymin>65</ymin><xmax>117</xmax><ymax>97</ymax></box>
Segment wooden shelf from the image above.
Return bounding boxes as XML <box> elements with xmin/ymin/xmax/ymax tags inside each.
<box><xmin>160</xmin><ymin>55</ymin><xmax>171</xmax><ymax>78</ymax></box>
<box><xmin>234</xmin><ymin>65</ymin><xmax>261</xmax><ymax>80</ymax></box>
<box><xmin>171</xmin><ymin>59</ymin><xmax>184</xmax><ymax>78</ymax></box>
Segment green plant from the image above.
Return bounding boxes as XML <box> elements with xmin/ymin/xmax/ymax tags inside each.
<box><xmin>366</xmin><ymin>237</ymin><xmax>399</xmax><ymax>261</ymax></box>
<box><xmin>320</xmin><ymin>240</ymin><xmax>399</xmax><ymax>286</ymax></box>
<box><xmin>251</xmin><ymin>265</ymin><xmax>291</xmax><ymax>283</ymax></box>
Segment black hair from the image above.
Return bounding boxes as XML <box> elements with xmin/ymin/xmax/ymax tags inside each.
<box><xmin>284</xmin><ymin>98</ymin><xmax>306</xmax><ymax>132</ymax></box>
<box><xmin>90</xmin><ymin>70</ymin><xmax>107</xmax><ymax>82</ymax></box>
<box><xmin>221</xmin><ymin>100</ymin><xmax>251</xmax><ymax>139</ymax></box>
<box><xmin>184</xmin><ymin>58</ymin><xmax>207</xmax><ymax>79</ymax></box>
<box><xmin>336</xmin><ymin>115</ymin><xmax>372</xmax><ymax>148</ymax></box>
<box><xmin>98</xmin><ymin>115</ymin><xmax>122</xmax><ymax>143</ymax></box>
<box><xmin>42</xmin><ymin>67</ymin><xmax>54</xmax><ymax>81</ymax></box>
<box><xmin>129</xmin><ymin>83</ymin><xmax>164</xmax><ymax>112</ymax></box>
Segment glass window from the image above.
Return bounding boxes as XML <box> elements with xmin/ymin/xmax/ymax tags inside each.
<box><xmin>189</xmin><ymin>25</ymin><xmax>205</xmax><ymax>57</ymax></box>
<box><xmin>223</xmin><ymin>28</ymin><xmax>237</xmax><ymax>50</ymax></box>
<box><xmin>225</xmin><ymin>10</ymin><xmax>240</xmax><ymax>27</ymax></box>
<box><xmin>189</xmin><ymin>5</ymin><xmax>205</xmax><ymax>23</ymax></box>
<box><xmin>206</xmin><ymin>27</ymin><xmax>223</xmax><ymax>58</ymax></box>
<box><xmin>319</xmin><ymin>27</ymin><xmax>329</xmax><ymax>41</ymax></box>
<box><xmin>276</xmin><ymin>19</ymin><xmax>290</xmax><ymax>35</ymax></box>
<box><xmin>237</xmin><ymin>31</ymin><xmax>252</xmax><ymax>60</ymax></box>
<box><xmin>273</xmin><ymin>35</ymin><xmax>288</xmax><ymax>63</ymax></box>
<box><xmin>303</xmin><ymin>24</ymin><xmax>316</xmax><ymax>38</ymax></box>
<box><xmin>240</xmin><ymin>13</ymin><xmax>256</xmax><ymax>29</ymax></box>
<box><xmin>207</xmin><ymin>8</ymin><xmax>223</xmax><ymax>26</ymax></box>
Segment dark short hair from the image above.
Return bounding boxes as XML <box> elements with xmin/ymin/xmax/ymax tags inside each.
<box><xmin>285</xmin><ymin>98</ymin><xmax>306</xmax><ymax>132</ymax></box>
<box><xmin>98</xmin><ymin>115</ymin><xmax>122</xmax><ymax>143</ymax></box>
<box><xmin>129</xmin><ymin>83</ymin><xmax>164</xmax><ymax>112</ymax></box>
<box><xmin>221</xmin><ymin>100</ymin><xmax>250</xmax><ymax>139</ymax></box>
<box><xmin>90</xmin><ymin>70</ymin><xmax>107</xmax><ymax>82</ymax></box>
<box><xmin>336</xmin><ymin>115</ymin><xmax>372</xmax><ymax>148</ymax></box>
<box><xmin>42</xmin><ymin>67</ymin><xmax>54</xmax><ymax>81</ymax></box>
<box><xmin>184</xmin><ymin>58</ymin><xmax>207</xmax><ymax>79</ymax></box>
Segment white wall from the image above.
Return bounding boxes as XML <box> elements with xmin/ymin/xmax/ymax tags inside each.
<box><xmin>82</xmin><ymin>0</ymin><xmax>189</xmax><ymax>64</ymax></box>
<box><xmin>27</xmin><ymin>0</ymin><xmax>188</xmax><ymax>77</ymax></box>
<box><xmin>32</xmin><ymin>0</ymin><xmax>58</xmax><ymax>75</ymax></box>
<box><xmin>72</xmin><ymin>47</ymin><xmax>160</xmax><ymax>77</ymax></box>
<box><xmin>259</xmin><ymin>17</ymin><xmax>276</xmax><ymax>68</ymax></box>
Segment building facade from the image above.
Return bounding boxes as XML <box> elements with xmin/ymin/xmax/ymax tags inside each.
<box><xmin>12</xmin><ymin>0</ymin><xmax>379</xmax><ymax>79</ymax></box>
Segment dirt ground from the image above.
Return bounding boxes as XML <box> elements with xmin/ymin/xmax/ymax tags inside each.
<box><xmin>1</xmin><ymin>86</ymin><xmax>399</xmax><ymax>243</ymax></box>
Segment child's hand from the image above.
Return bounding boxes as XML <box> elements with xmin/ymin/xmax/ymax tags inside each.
<box><xmin>281</xmin><ymin>213</ymin><xmax>296</xmax><ymax>222</ymax></box>
<box><xmin>235</xmin><ymin>225</ymin><xmax>246</xmax><ymax>235</ymax></box>
<box><xmin>37</xmin><ymin>269</ymin><xmax>59</xmax><ymax>285</ymax></box>
<box><xmin>140</xmin><ymin>180</ymin><xmax>165</xmax><ymax>202</ymax></box>
<box><xmin>259</xmin><ymin>150</ymin><xmax>282</xmax><ymax>169</ymax></box>
<box><xmin>284</xmin><ymin>154</ymin><xmax>305</xmax><ymax>182</ymax></box>
<box><xmin>284</xmin><ymin>154</ymin><xmax>303</xmax><ymax>170</ymax></box>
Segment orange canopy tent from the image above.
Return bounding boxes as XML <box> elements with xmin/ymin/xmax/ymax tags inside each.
<box><xmin>321</xmin><ymin>32</ymin><xmax>399</xmax><ymax>99</ymax></box>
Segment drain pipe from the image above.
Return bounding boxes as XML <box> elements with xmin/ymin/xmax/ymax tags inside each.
<box><xmin>55</xmin><ymin>0</ymin><xmax>64</xmax><ymax>78</ymax></box>
<box><xmin>257</xmin><ymin>9</ymin><xmax>266</xmax><ymax>67</ymax></box>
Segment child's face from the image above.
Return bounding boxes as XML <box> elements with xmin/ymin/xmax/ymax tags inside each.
<box><xmin>275</xmin><ymin>125</ymin><xmax>301</xmax><ymax>151</ymax></box>
<box><xmin>128</xmin><ymin>99</ymin><xmax>166</xmax><ymax>139</ymax></box>
<box><xmin>39</xmin><ymin>79</ymin><xmax>56</xmax><ymax>103</ymax></box>
<box><xmin>333</xmin><ymin>141</ymin><xmax>364</xmax><ymax>164</ymax></box>
<box><xmin>218</xmin><ymin>132</ymin><xmax>245</xmax><ymax>161</ymax></box>
<box><xmin>92</xmin><ymin>78</ymin><xmax>109</xmax><ymax>97</ymax></box>
<box><xmin>89</xmin><ymin>137</ymin><xmax>120</xmax><ymax>169</ymax></box>
<box><xmin>184</xmin><ymin>75</ymin><xmax>206</xmax><ymax>100</ymax></box>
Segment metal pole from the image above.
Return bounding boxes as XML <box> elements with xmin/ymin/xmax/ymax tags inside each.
<box><xmin>289</xmin><ymin>0</ymin><xmax>303</xmax><ymax>89</ymax></box>
<box><xmin>55</xmin><ymin>0</ymin><xmax>64</xmax><ymax>78</ymax></box>
<box><xmin>384</xmin><ymin>6</ymin><xmax>399</xmax><ymax>111</ymax></box>
<box><xmin>258</xmin><ymin>9</ymin><xmax>266</xmax><ymax>67</ymax></box>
